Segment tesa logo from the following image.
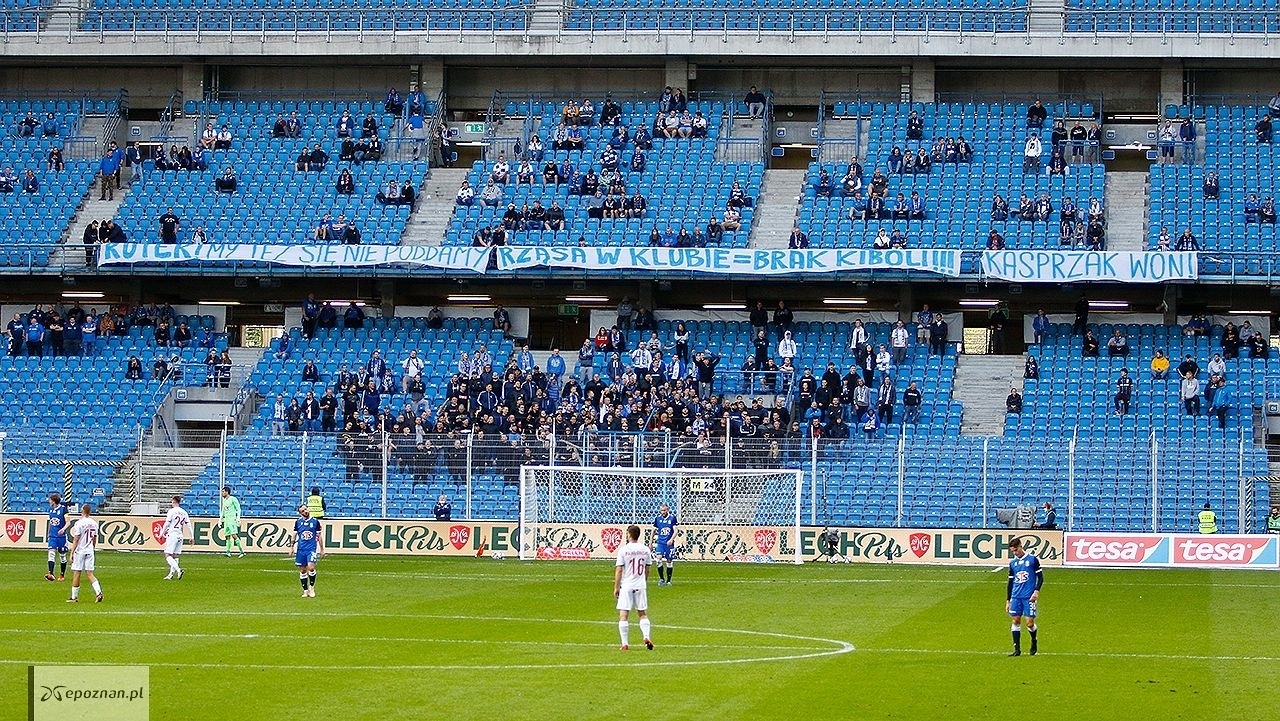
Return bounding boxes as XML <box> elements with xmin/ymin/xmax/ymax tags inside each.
<box><xmin>1068</xmin><ymin>535</ymin><xmax>1162</xmax><ymax>563</ymax></box>
<box><xmin>448</xmin><ymin>525</ymin><xmax>470</xmax><ymax>550</ymax></box>
<box><xmin>1173</xmin><ymin>537</ymin><xmax>1272</xmax><ymax>565</ymax></box>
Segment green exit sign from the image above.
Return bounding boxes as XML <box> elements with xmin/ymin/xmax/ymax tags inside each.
<box><xmin>464</xmin><ymin>122</ymin><xmax>485</xmax><ymax>134</ymax></box>
<box><xmin>558</xmin><ymin>304</ymin><xmax>580</xmax><ymax>317</ymax></box>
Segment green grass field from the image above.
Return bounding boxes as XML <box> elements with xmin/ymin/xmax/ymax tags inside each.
<box><xmin>3</xmin><ymin>549</ymin><xmax>1279</xmax><ymax>721</ymax></box>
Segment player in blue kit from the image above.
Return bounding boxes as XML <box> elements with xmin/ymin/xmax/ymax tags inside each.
<box><xmin>288</xmin><ymin>504</ymin><xmax>324</xmax><ymax>598</ymax></box>
<box><xmin>44</xmin><ymin>493</ymin><xmax>68</xmax><ymax>581</ymax></box>
<box><xmin>1006</xmin><ymin>536</ymin><xmax>1043</xmax><ymax>656</ymax></box>
<box><xmin>652</xmin><ymin>504</ymin><xmax>677</xmax><ymax>586</ymax></box>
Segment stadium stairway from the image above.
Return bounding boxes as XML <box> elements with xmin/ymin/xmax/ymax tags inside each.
<box><xmin>528</xmin><ymin>0</ymin><xmax>565</xmax><ymax>35</ymax></box>
<box><xmin>100</xmin><ymin>446</ymin><xmax>221</xmax><ymax>513</ymax></box>
<box><xmin>1103</xmin><ymin>171</ymin><xmax>1149</xmax><ymax>252</ymax></box>
<box><xmin>56</xmin><ymin>188</ymin><xmax>128</xmax><ymax>269</ymax></box>
<box><xmin>400</xmin><ymin>167</ymin><xmax>470</xmax><ymax>246</ymax></box>
<box><xmin>953</xmin><ymin>354</ymin><xmax>1026</xmax><ymax>436</ymax></box>
<box><xmin>1028</xmin><ymin>0</ymin><xmax>1065</xmax><ymax>32</ymax></box>
<box><xmin>748</xmin><ymin>169</ymin><xmax>806</xmax><ymax>248</ymax></box>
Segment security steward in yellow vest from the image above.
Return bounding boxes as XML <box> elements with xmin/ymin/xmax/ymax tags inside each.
<box><xmin>307</xmin><ymin>487</ymin><xmax>326</xmax><ymax>519</ymax></box>
<box><xmin>1197</xmin><ymin>503</ymin><xmax>1217</xmax><ymax>534</ymax></box>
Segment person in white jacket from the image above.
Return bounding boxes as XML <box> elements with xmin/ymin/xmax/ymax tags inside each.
<box><xmin>848</xmin><ymin>319</ymin><xmax>868</xmax><ymax>350</ymax></box>
<box><xmin>778</xmin><ymin>330</ymin><xmax>797</xmax><ymax>364</ymax></box>
<box><xmin>1023</xmin><ymin>134</ymin><xmax>1043</xmax><ymax>174</ymax></box>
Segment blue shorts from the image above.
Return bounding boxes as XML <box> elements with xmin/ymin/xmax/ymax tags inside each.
<box><xmin>295</xmin><ymin>548</ymin><xmax>318</xmax><ymax>567</ymax></box>
<box><xmin>48</xmin><ymin>540</ymin><xmax>68</xmax><ymax>553</ymax></box>
<box><xmin>1008</xmin><ymin>597</ymin><xmax>1037</xmax><ymax>618</ymax></box>
<box><xmin>655</xmin><ymin>544</ymin><xmax>676</xmax><ymax>561</ymax></box>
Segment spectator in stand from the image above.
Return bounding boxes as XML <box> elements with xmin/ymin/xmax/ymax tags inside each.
<box><xmin>126</xmin><ymin>356</ymin><xmax>143</xmax><ymax>380</ymax></box>
<box><xmin>1269</xmin><ymin>90</ymin><xmax>1280</xmax><ymax>118</ymax></box>
<box><xmin>302</xmin><ymin>360</ymin><xmax>321</xmax><ymax>383</ymax></box>
<box><xmin>342</xmin><ymin>221</ymin><xmax>361</xmax><ymax>245</ymax></box>
<box><xmin>1179</xmin><ymin>116</ymin><xmax>1197</xmax><ymax>163</ymax></box>
<box><xmin>214</xmin><ymin>167</ymin><xmax>237</xmax><ymax>193</ymax></box>
<box><xmin>342</xmin><ymin>302</ymin><xmax>364</xmax><ymax>329</ymax></box>
<box><xmin>1261</xmin><ymin>197</ymin><xmax>1278</xmax><ymax>225</ymax></box>
<box><xmin>1150</xmin><ymin>349</ymin><xmax>1170</xmax><ymax>380</ymax></box>
<box><xmin>991</xmin><ymin>194</ymin><xmax>1010</xmax><ymax>222</ymax></box>
<box><xmin>1026</xmin><ymin>99</ymin><xmax>1047</xmax><ymax>129</ymax></box>
<box><xmin>336</xmin><ymin>169</ymin><xmax>355</xmax><ymax>195</ymax></box>
<box><xmin>19</xmin><ymin>169</ymin><xmax>38</xmax><ymax>194</ymax></box>
<box><xmin>1069</xmin><ymin>120</ymin><xmax>1088</xmax><ymax>162</ymax></box>
<box><xmin>1024</xmin><ymin>355</ymin><xmax>1039</xmax><ymax>380</ymax></box>
<box><xmin>788</xmin><ymin>226</ymin><xmax>809</xmax><ymax>249</ymax></box>
<box><xmin>986</xmin><ymin>229</ymin><xmax>1005</xmax><ymax>250</ymax></box>
<box><xmin>479</xmin><ymin>180</ymin><xmax>503</xmax><ymax>207</ymax></box>
<box><xmin>362</xmin><ymin>113</ymin><xmax>378</xmax><ymax>139</ymax></box>
<box><xmin>814</xmin><ymin>169</ymin><xmax>833</xmax><ymax>198</ymax></box>
<box><xmin>1209</xmin><ymin>377</ymin><xmax>1230</xmax><ymax>429</ymax></box>
<box><xmin>272</xmin><ymin>115</ymin><xmax>289</xmax><ymax>138</ymax></box>
<box><xmin>1048</xmin><ymin>150</ymin><xmax>1067</xmax><ymax>175</ymax></box>
<box><xmin>901</xmin><ymin>381</ymin><xmax>923</xmax><ymax>424</ymax></box>
<box><xmin>744</xmin><ymin>86</ymin><xmax>766</xmax><ymax>119</ymax></box>
<box><xmin>1155</xmin><ymin>227</ymin><xmax>1172</xmax><ymax>250</ymax></box>
<box><xmin>906</xmin><ymin>110</ymin><xmax>923</xmax><ymax>140</ymax></box>
<box><xmin>1006</xmin><ymin>386</ymin><xmax>1023</xmax><ymax>415</ymax></box>
<box><xmin>157</xmin><ymin>208</ymin><xmax>181</xmax><ymax>244</ymax></box>
<box><xmin>455</xmin><ymin>180</ymin><xmax>475</xmax><ymax>207</ymax></box>
<box><xmin>493</xmin><ymin>305</ymin><xmax>512</xmax><ymax>336</ymax></box>
<box><xmin>1180</xmin><ymin>370</ymin><xmax>1201</xmax><ymax>416</ymax></box>
<box><xmin>1114</xmin><ymin>368</ymin><xmax>1134</xmax><ymax>415</ymax></box>
<box><xmin>336</xmin><ymin>110</ymin><xmax>356</xmax><ymax>138</ymax></box>
<box><xmin>199</xmin><ymin>121</ymin><xmax>217</xmax><ymax>149</ymax></box>
<box><xmin>1158</xmin><ymin>121</ymin><xmax>1176</xmax><ymax>164</ymax></box>
<box><xmin>1082</xmin><ymin>330</ymin><xmax>1100</xmax><ymax>357</ymax></box>
<box><xmin>1203</xmin><ymin>171</ymin><xmax>1219</xmax><ymax>199</ymax></box>
<box><xmin>215</xmin><ymin>124</ymin><xmax>233</xmax><ymax>150</ymax></box>
<box><xmin>47</xmin><ymin>145</ymin><xmax>64</xmax><ymax>172</ymax></box>
<box><xmin>890</xmin><ymin>320</ymin><xmax>910</xmax><ymax>365</ymax></box>
<box><xmin>1257</xmin><ymin>114</ymin><xmax>1273</xmax><ymax>144</ymax></box>
<box><xmin>777</xmin><ymin>331</ymin><xmax>797</xmax><ymax>366</ymax></box>
<box><xmin>1175</xmin><ymin>228</ymin><xmax>1200</xmax><ymax>251</ymax></box>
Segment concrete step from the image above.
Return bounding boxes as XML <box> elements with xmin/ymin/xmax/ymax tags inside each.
<box><xmin>748</xmin><ymin>169</ymin><xmax>807</xmax><ymax>249</ymax></box>
<box><xmin>55</xmin><ymin>187</ymin><xmax>128</xmax><ymax>270</ymax></box>
<box><xmin>400</xmin><ymin>168</ymin><xmax>470</xmax><ymax>246</ymax></box>
<box><xmin>954</xmin><ymin>353</ymin><xmax>1027</xmax><ymax>436</ymax></box>
<box><xmin>1103</xmin><ymin>171</ymin><xmax>1149</xmax><ymax>252</ymax></box>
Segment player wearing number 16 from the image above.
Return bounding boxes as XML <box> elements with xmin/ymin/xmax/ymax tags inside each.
<box><xmin>1005</xmin><ymin>536</ymin><xmax>1043</xmax><ymax>657</ymax></box>
<box><xmin>613</xmin><ymin>524</ymin><xmax>653</xmax><ymax>651</ymax></box>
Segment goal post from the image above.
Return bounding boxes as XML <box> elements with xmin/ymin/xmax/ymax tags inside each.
<box><xmin>518</xmin><ymin>465</ymin><xmax>804</xmax><ymax>564</ymax></box>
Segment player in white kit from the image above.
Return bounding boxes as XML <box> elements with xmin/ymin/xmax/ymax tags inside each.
<box><xmin>613</xmin><ymin>524</ymin><xmax>653</xmax><ymax>651</ymax></box>
<box><xmin>66</xmin><ymin>504</ymin><xmax>102</xmax><ymax>603</ymax></box>
<box><xmin>160</xmin><ymin>495</ymin><xmax>191</xmax><ymax>580</ymax></box>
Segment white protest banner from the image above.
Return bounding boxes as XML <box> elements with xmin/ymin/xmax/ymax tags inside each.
<box><xmin>981</xmin><ymin>250</ymin><xmax>1197</xmax><ymax>283</ymax></box>
<box><xmin>97</xmin><ymin>243</ymin><xmax>492</xmax><ymax>273</ymax></box>
<box><xmin>497</xmin><ymin>246</ymin><xmax>961</xmax><ymax>276</ymax></box>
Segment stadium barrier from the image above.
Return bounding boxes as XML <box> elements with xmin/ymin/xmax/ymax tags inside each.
<box><xmin>0</xmin><ymin>512</ymin><xmax>1062</xmax><ymax>565</ymax></box>
<box><xmin>1064</xmin><ymin>532</ymin><xmax>1279</xmax><ymax>569</ymax></box>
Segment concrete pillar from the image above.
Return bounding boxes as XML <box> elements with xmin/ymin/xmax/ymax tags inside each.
<box><xmin>376</xmin><ymin>280</ymin><xmax>395</xmax><ymax>318</ymax></box>
<box><xmin>1161</xmin><ymin>286</ymin><xmax>1178</xmax><ymax>325</ymax></box>
<box><xmin>1159</xmin><ymin>61</ymin><xmax>1184</xmax><ymax>109</ymax></box>
<box><xmin>898</xmin><ymin>285</ymin><xmax>914</xmax><ymax>323</ymax></box>
<box><xmin>181</xmin><ymin>64</ymin><xmax>204</xmax><ymax>108</ymax></box>
<box><xmin>910</xmin><ymin>60</ymin><xmax>936</xmax><ymax>104</ymax></box>
<box><xmin>418</xmin><ymin>58</ymin><xmax>445</xmax><ymax>100</ymax></box>
<box><xmin>664</xmin><ymin>59</ymin><xmax>690</xmax><ymax>94</ymax></box>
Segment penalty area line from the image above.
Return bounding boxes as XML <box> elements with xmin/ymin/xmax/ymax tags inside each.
<box><xmin>863</xmin><ymin>647</ymin><xmax>1280</xmax><ymax>663</ymax></box>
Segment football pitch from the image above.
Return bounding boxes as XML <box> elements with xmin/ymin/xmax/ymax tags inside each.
<box><xmin>2</xmin><ymin>549</ymin><xmax>1278</xmax><ymax>721</ymax></box>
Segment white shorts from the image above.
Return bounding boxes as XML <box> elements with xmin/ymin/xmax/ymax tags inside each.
<box><xmin>616</xmin><ymin>586</ymin><xmax>648</xmax><ymax>612</ymax></box>
<box><xmin>71</xmin><ymin>550</ymin><xmax>95</xmax><ymax>572</ymax></box>
<box><xmin>164</xmin><ymin>535</ymin><xmax>184</xmax><ymax>555</ymax></box>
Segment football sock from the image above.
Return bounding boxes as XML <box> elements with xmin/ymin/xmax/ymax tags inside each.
<box><xmin>90</xmin><ymin>580</ymin><xmax>101</xmax><ymax>595</ymax></box>
<box><xmin>1011</xmin><ymin>626</ymin><xmax>1021</xmax><ymax>649</ymax></box>
<box><xmin>639</xmin><ymin>618</ymin><xmax>652</xmax><ymax>641</ymax></box>
<box><xmin>657</xmin><ymin>566</ymin><xmax>666</xmax><ymax>582</ymax></box>
<box><xmin>1029</xmin><ymin>625</ymin><xmax>1038</xmax><ymax>642</ymax></box>
<box><xmin>308</xmin><ymin>571</ymin><xmax>316</xmax><ymax>589</ymax></box>
<box><xmin>59</xmin><ymin>556</ymin><xmax>66</xmax><ymax>575</ymax></box>
<box><xmin>299</xmin><ymin>572</ymin><xmax>309</xmax><ymax>590</ymax></box>
<box><xmin>166</xmin><ymin>557</ymin><xmax>179</xmax><ymax>573</ymax></box>
<box><xmin>70</xmin><ymin>585</ymin><xmax>79</xmax><ymax>600</ymax></box>
<box><xmin>618</xmin><ymin>621</ymin><xmax>629</xmax><ymax>647</ymax></box>
<box><xmin>48</xmin><ymin>559</ymin><xmax>54</xmax><ymax>574</ymax></box>
<box><xmin>665</xmin><ymin>565</ymin><xmax>673</xmax><ymax>582</ymax></box>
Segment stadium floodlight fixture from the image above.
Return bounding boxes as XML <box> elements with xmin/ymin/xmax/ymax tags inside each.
<box><xmin>196</xmin><ymin>300</ymin><xmax>242</xmax><ymax>305</ymax></box>
<box><xmin>702</xmin><ymin>303</ymin><xmax>746</xmax><ymax>310</ymax></box>
<box><xmin>957</xmin><ymin>298</ymin><xmax>999</xmax><ymax>307</ymax></box>
<box><xmin>325</xmin><ymin>300</ymin><xmax>367</xmax><ymax>306</ymax></box>
<box><xmin>447</xmin><ymin>294</ymin><xmax>492</xmax><ymax>303</ymax></box>
<box><xmin>1227</xmin><ymin>309</ymin><xmax>1272</xmax><ymax>315</ymax></box>
<box><xmin>822</xmin><ymin>298</ymin><xmax>869</xmax><ymax>305</ymax></box>
<box><xmin>564</xmin><ymin>295</ymin><xmax>610</xmax><ymax>303</ymax></box>
<box><xmin>61</xmin><ymin>291</ymin><xmax>104</xmax><ymax>299</ymax></box>
<box><xmin>1088</xmin><ymin>301</ymin><xmax>1130</xmax><ymax>309</ymax></box>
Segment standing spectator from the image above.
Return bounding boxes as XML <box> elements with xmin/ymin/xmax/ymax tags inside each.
<box><xmin>1071</xmin><ymin>294</ymin><xmax>1088</xmax><ymax>335</ymax></box>
<box><xmin>25</xmin><ymin>313</ymin><xmax>44</xmax><ymax>357</ymax></box>
<box><xmin>1179</xmin><ymin>116</ymin><xmax>1197</xmax><ymax>163</ymax></box>
<box><xmin>694</xmin><ymin>350</ymin><xmax>721</xmax><ymax>400</ymax></box>
<box><xmin>1024</xmin><ymin>356</ymin><xmax>1039</xmax><ymax>380</ymax></box>
<box><xmin>6</xmin><ymin>313</ymin><xmax>23</xmax><ymax>356</ymax></box>
<box><xmin>772</xmin><ymin>300</ymin><xmax>794</xmax><ymax>341</ymax></box>
<box><xmin>749</xmin><ymin>301</ymin><xmax>768</xmax><ymax>333</ymax></box>
<box><xmin>1032</xmin><ymin>308</ymin><xmax>1050</xmax><ymax>345</ymax></box>
<box><xmin>929</xmin><ymin>313</ymin><xmax>948</xmax><ymax>355</ymax></box>
<box><xmin>616</xmin><ymin>297</ymin><xmax>633</xmax><ymax>330</ymax></box>
<box><xmin>876</xmin><ymin>376</ymin><xmax>895</xmax><ymax>425</ymax></box>
<box><xmin>901</xmin><ymin>381</ymin><xmax>923</xmax><ymax>425</ymax></box>
<box><xmin>916</xmin><ymin>304</ymin><xmax>933</xmax><ymax>347</ymax></box>
<box><xmin>158</xmin><ymin>208</ymin><xmax>181</xmax><ymax>244</ymax></box>
<box><xmin>97</xmin><ymin>146</ymin><xmax>120</xmax><ymax>200</ymax></box>
<box><xmin>1209</xmin><ymin>377</ymin><xmax>1230</xmax><ymax>429</ymax></box>
<box><xmin>577</xmin><ymin>338</ymin><xmax>595</xmax><ymax>384</ymax></box>
<box><xmin>401</xmin><ymin>350</ymin><xmax>424</xmax><ymax>395</ymax></box>
<box><xmin>1114</xmin><ymin>369</ymin><xmax>1134</xmax><ymax>415</ymax></box>
<box><xmin>301</xmin><ymin>293</ymin><xmax>320</xmax><ymax>340</ymax></box>
<box><xmin>890</xmin><ymin>320</ymin><xmax>910</xmax><ymax>365</ymax></box>
<box><xmin>777</xmin><ymin>331</ymin><xmax>797</xmax><ymax>365</ymax></box>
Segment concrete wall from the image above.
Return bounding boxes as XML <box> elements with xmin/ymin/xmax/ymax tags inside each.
<box><xmin>216</xmin><ymin>64</ymin><xmax>411</xmax><ymax>101</ymax></box>
<box><xmin>0</xmin><ymin>64</ymin><xmax>182</xmax><ymax>108</ymax></box>
<box><xmin>446</xmin><ymin>64</ymin><xmax>667</xmax><ymax>110</ymax></box>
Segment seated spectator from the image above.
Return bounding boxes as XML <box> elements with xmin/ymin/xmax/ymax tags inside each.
<box><xmin>200</xmin><ymin>121</ymin><xmax>217</xmax><ymax>149</ymax></box>
<box><xmin>1022</xmin><ymin>134</ymin><xmax>1042</xmax><ymax>173</ymax></box>
<box><xmin>490</xmin><ymin>154</ymin><xmax>510</xmax><ymax>184</ymax></box>
<box><xmin>362</xmin><ymin>113</ymin><xmax>378</xmax><ymax>139</ymax></box>
<box><xmin>0</xmin><ymin>167</ymin><xmax>17</xmax><ymax>192</ymax></box>
<box><xmin>887</xmin><ymin>146</ymin><xmax>904</xmax><ymax>175</ymax></box>
<box><xmin>284</xmin><ymin>111</ymin><xmax>301</xmax><ymax>138</ymax></box>
<box><xmin>335</xmin><ymin>169</ymin><xmax>355</xmax><ymax>195</ymax></box>
<box><xmin>302</xmin><ymin>359</ymin><xmax>321</xmax><ymax>382</ymax></box>
<box><xmin>384</xmin><ymin>87</ymin><xmax>404</xmax><ymax>116</ymax></box>
<box><xmin>176</xmin><ymin>146</ymin><xmax>193</xmax><ymax>170</ymax></box>
<box><xmin>1085</xmin><ymin>219</ymin><xmax>1105</xmax><ymax>250</ymax></box>
<box><xmin>909</xmin><ymin>191</ymin><xmax>926</xmax><ymax>220</ymax></box>
<box><xmin>868</xmin><ymin>168</ymin><xmax>888</xmax><ymax>198</ymax></box>
<box><xmin>891</xmin><ymin>193</ymin><xmax>909</xmax><ymax>221</ymax></box>
<box><xmin>814</xmin><ymin>169</ymin><xmax>833</xmax><ymax>197</ymax></box>
<box><xmin>336</xmin><ymin>110</ymin><xmax>355</xmax><ymax>138</ymax></box>
<box><xmin>339</xmin><ymin>138</ymin><xmax>356</xmax><ymax>162</ymax></box>
<box><xmin>691</xmin><ymin>111</ymin><xmax>708</xmax><ymax>138</ymax></box>
<box><xmin>1082</xmin><ymin>330</ymin><xmax>1100</xmax><ymax>357</ymax></box>
<box><xmin>41</xmin><ymin>112</ymin><xmax>58</xmax><ymax>137</ymax></box>
<box><xmin>479</xmin><ymin>180</ymin><xmax>504</xmax><ymax>207</ymax></box>
<box><xmin>1048</xmin><ymin>150</ymin><xmax>1067</xmax><ymax>175</ymax></box>
<box><xmin>1175</xmin><ymin>228</ymin><xmax>1200</xmax><ymax>251</ymax></box>
<box><xmin>342</xmin><ymin>221</ymin><xmax>361</xmax><ymax>245</ymax></box>
<box><xmin>1107</xmin><ymin>328</ymin><xmax>1129</xmax><ymax>357</ymax></box>
<box><xmin>272</xmin><ymin>115</ymin><xmax>289</xmax><ymax>138</ymax></box>
<box><xmin>1151</xmin><ymin>349</ymin><xmax>1170</xmax><ymax>379</ymax></box>
<box><xmin>722</xmin><ymin>206</ymin><xmax>742</xmax><ymax>232</ymax></box>
<box><xmin>1183</xmin><ymin>315</ymin><xmax>1209</xmax><ymax>338</ymax></box>
<box><xmin>888</xmin><ymin>228</ymin><xmax>908</xmax><ymax>249</ymax></box>
<box><xmin>190</xmin><ymin>145</ymin><xmax>207</xmax><ymax>171</ymax></box>
<box><xmin>956</xmin><ymin>135</ymin><xmax>974</xmax><ymax>162</ymax></box>
<box><xmin>788</xmin><ymin>227</ymin><xmax>808</xmax><ymax>249</ymax></box>
<box><xmin>1203</xmin><ymin>171</ymin><xmax>1219</xmax><ymax>199</ymax></box>
<box><xmin>546</xmin><ymin>200</ymin><xmax>566</xmax><ymax>230</ymax></box>
<box><xmin>125</xmin><ymin>356</ymin><xmax>143</xmax><ymax>380</ymax></box>
<box><xmin>1269</xmin><ymin>91</ymin><xmax>1280</xmax><ymax>118</ymax></box>
<box><xmin>986</xmin><ymin>229</ymin><xmax>1005</xmax><ymax>250</ymax></box>
<box><xmin>873</xmin><ymin>228</ymin><xmax>891</xmax><ymax>249</ymax></box>
<box><xmin>308</xmin><ymin>144</ymin><xmax>329</xmax><ymax>171</ymax></box>
<box><xmin>314</xmin><ymin>214</ymin><xmax>335</xmax><ymax>241</ymax></box>
<box><xmin>1006</xmin><ymin>386</ymin><xmax>1023</xmax><ymax>414</ymax></box>
<box><xmin>214</xmin><ymin>167</ymin><xmax>237</xmax><ymax>193</ymax></box>
<box><xmin>865</xmin><ymin>194</ymin><xmax>885</xmax><ymax>221</ymax></box>
<box><xmin>17</xmin><ymin>168</ymin><xmax>38</xmax><ymax>194</ymax></box>
<box><xmin>16</xmin><ymin>111</ymin><xmax>38</xmax><ymax>137</ymax></box>
<box><xmin>706</xmin><ymin>217</ymin><xmax>724</xmax><ymax>244</ymax></box>
<box><xmin>1261</xmin><ymin>197</ymin><xmax>1277</xmax><ymax>224</ymax></box>
<box><xmin>455</xmin><ymin>180</ymin><xmax>475</xmax><ymax>206</ymax></box>
<box><xmin>525</xmin><ymin>201</ymin><xmax>548</xmax><ymax>228</ymax></box>
<box><xmin>1026</xmin><ymin>99</ymin><xmax>1047</xmax><ymax>129</ymax></box>
<box><xmin>728</xmin><ymin>181</ymin><xmax>752</xmax><ymax>208</ymax></box>
<box><xmin>214</xmin><ymin>124</ymin><xmax>232</xmax><ymax>150</ymax></box>
<box><xmin>1245</xmin><ymin>193</ymin><xmax>1260</xmax><ymax>222</ymax></box>
<box><xmin>1155</xmin><ymin>227</ymin><xmax>1172</xmax><ymax>250</ymax></box>
<box><xmin>47</xmin><ymin>145</ymin><xmax>64</xmax><ymax>172</ymax></box>
<box><xmin>1034</xmin><ymin>194</ymin><xmax>1053</xmax><ymax>223</ymax></box>
<box><xmin>915</xmin><ymin>148</ymin><xmax>931</xmax><ymax>174</ymax></box>
<box><xmin>1024</xmin><ymin>356</ymin><xmax>1039</xmax><ymax>379</ymax></box>
<box><xmin>991</xmin><ymin>194</ymin><xmax>1009</xmax><ymax>222</ymax></box>
<box><xmin>1257</xmin><ymin>114</ymin><xmax>1273</xmax><ymax>144</ymax></box>
<box><xmin>625</xmin><ymin>192</ymin><xmax>646</xmax><ymax>219</ymax></box>
<box><xmin>375</xmin><ymin>179</ymin><xmax>401</xmax><ymax>206</ymax></box>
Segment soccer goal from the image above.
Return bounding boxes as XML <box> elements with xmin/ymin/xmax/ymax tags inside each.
<box><xmin>517</xmin><ymin>465</ymin><xmax>804</xmax><ymax>563</ymax></box>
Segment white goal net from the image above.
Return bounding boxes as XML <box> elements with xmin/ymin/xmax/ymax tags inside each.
<box><xmin>518</xmin><ymin>465</ymin><xmax>804</xmax><ymax>563</ymax></box>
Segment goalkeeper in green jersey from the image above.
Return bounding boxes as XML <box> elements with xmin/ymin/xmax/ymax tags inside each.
<box><xmin>220</xmin><ymin>486</ymin><xmax>245</xmax><ymax>557</ymax></box>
